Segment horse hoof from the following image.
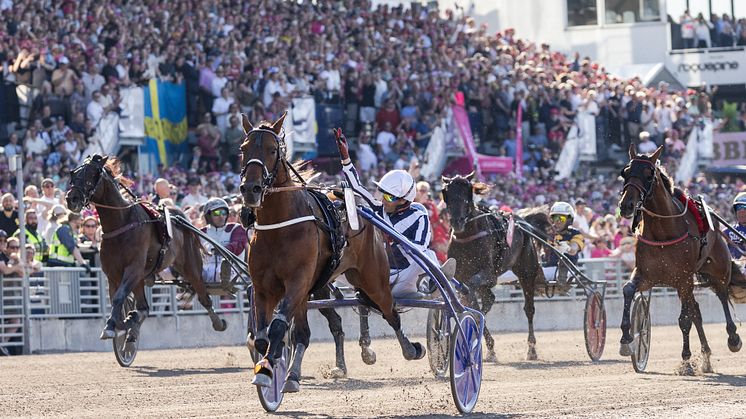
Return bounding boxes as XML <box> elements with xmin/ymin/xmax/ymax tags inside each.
<box><xmin>676</xmin><ymin>360</ymin><xmax>696</xmax><ymax>376</ymax></box>
<box><xmin>526</xmin><ymin>348</ymin><xmax>538</xmax><ymax>361</ymax></box>
<box><xmin>361</xmin><ymin>347</ymin><xmax>377</xmax><ymax>365</ymax></box>
<box><xmin>404</xmin><ymin>342</ymin><xmax>426</xmax><ymax>361</ymax></box>
<box><xmin>328</xmin><ymin>366</ymin><xmax>346</xmax><ymax>379</ymax></box>
<box><xmin>251</xmin><ymin>372</ymin><xmax>272</xmax><ymax>388</ymax></box>
<box><xmin>619</xmin><ymin>343</ymin><xmax>632</xmax><ymax>357</ymax></box>
<box><xmin>281</xmin><ymin>379</ymin><xmax>300</xmax><ymax>393</ymax></box>
<box><xmin>484</xmin><ymin>350</ymin><xmax>498</xmax><ymax>363</ymax></box>
<box><xmin>100</xmin><ymin>329</ymin><xmax>115</xmax><ymax>340</ymax></box>
<box><xmin>213</xmin><ymin>319</ymin><xmax>227</xmax><ymax>332</ymax></box>
<box><xmin>728</xmin><ymin>336</ymin><xmax>742</xmax><ymax>353</ymax></box>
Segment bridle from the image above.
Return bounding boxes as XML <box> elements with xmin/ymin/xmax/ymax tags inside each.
<box><xmin>69</xmin><ymin>157</ymin><xmax>143</xmax><ymax>210</ymax></box>
<box><xmin>443</xmin><ymin>180</ymin><xmax>496</xmax><ymax>240</ymax></box>
<box><xmin>239</xmin><ymin>128</ymin><xmax>287</xmax><ymax>201</ymax></box>
<box><xmin>620</xmin><ymin>158</ymin><xmax>687</xmax><ymax>220</ymax></box>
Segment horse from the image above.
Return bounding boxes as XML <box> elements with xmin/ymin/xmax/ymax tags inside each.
<box><xmin>618</xmin><ymin>145</ymin><xmax>742</xmax><ymax>374</ymax></box>
<box><xmin>239</xmin><ymin>112</ymin><xmax>426</xmax><ymax>393</ymax></box>
<box><xmin>441</xmin><ymin>173</ymin><xmax>552</xmax><ymax>361</ymax></box>
<box><xmin>66</xmin><ymin>155</ymin><xmax>227</xmax><ymax>345</ymax></box>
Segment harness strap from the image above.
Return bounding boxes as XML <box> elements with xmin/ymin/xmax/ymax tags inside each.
<box><xmin>254</xmin><ymin>215</ymin><xmax>317</xmax><ymax>231</ymax></box>
<box><xmin>635</xmin><ymin>231</ymin><xmax>690</xmax><ymax>247</ymax></box>
<box><xmin>102</xmin><ymin>219</ymin><xmax>160</xmax><ymax>240</ymax></box>
<box><xmin>451</xmin><ymin>230</ymin><xmax>495</xmax><ymax>243</ymax></box>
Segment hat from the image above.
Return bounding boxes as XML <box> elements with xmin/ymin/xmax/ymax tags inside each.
<box><xmin>48</xmin><ymin>204</ymin><xmax>68</xmax><ymax>221</ymax></box>
<box><xmin>639</xmin><ymin>131</ymin><xmax>650</xmax><ymax>140</ymax></box>
<box><xmin>58</xmin><ymin>56</ymin><xmax>69</xmax><ymax>65</ymax></box>
<box><xmin>41</xmin><ymin>178</ymin><xmax>54</xmax><ymax>187</ymax></box>
<box><xmin>574</xmin><ymin>198</ymin><xmax>586</xmax><ymax>206</ymax></box>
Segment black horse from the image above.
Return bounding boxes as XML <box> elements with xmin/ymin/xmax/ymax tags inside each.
<box><xmin>442</xmin><ymin>173</ymin><xmax>551</xmax><ymax>361</ymax></box>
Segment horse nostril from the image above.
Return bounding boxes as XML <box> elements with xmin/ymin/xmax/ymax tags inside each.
<box><xmin>252</xmin><ymin>185</ymin><xmax>262</xmax><ymax>194</ymax></box>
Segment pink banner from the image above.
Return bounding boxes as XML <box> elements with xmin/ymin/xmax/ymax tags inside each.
<box><xmin>516</xmin><ymin>104</ymin><xmax>523</xmax><ymax>178</ymax></box>
<box><xmin>712</xmin><ymin>131</ymin><xmax>746</xmax><ymax>166</ymax></box>
<box><xmin>451</xmin><ymin>105</ymin><xmax>513</xmax><ymax>177</ymax></box>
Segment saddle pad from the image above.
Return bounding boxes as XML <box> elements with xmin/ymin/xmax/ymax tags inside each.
<box><xmin>674</xmin><ymin>191</ymin><xmax>707</xmax><ymax>236</ymax></box>
<box><xmin>139</xmin><ymin>202</ymin><xmax>169</xmax><ymax>245</ymax></box>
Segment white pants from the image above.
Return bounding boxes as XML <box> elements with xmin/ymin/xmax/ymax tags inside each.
<box><xmin>498</xmin><ymin>267</ymin><xmax>558</xmax><ymax>283</ymax></box>
<box><xmin>389</xmin><ymin>249</ymin><xmax>437</xmax><ymax>297</ymax></box>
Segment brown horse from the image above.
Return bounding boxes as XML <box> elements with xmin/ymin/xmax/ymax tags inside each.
<box><xmin>441</xmin><ymin>173</ymin><xmax>551</xmax><ymax>361</ymax></box>
<box><xmin>66</xmin><ymin>155</ymin><xmax>227</xmax><ymax>345</ymax></box>
<box><xmin>618</xmin><ymin>145</ymin><xmax>742</xmax><ymax>373</ymax></box>
<box><xmin>239</xmin><ymin>112</ymin><xmax>425</xmax><ymax>393</ymax></box>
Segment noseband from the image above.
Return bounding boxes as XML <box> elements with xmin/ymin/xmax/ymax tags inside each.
<box><xmin>69</xmin><ymin>159</ymin><xmax>106</xmax><ymax>208</ymax></box>
<box><xmin>240</xmin><ymin>128</ymin><xmax>287</xmax><ymax>200</ymax></box>
<box><xmin>620</xmin><ymin>158</ymin><xmax>657</xmax><ymax>214</ymax></box>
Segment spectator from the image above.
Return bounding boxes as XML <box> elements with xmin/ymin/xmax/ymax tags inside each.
<box><xmin>180</xmin><ymin>178</ymin><xmax>208</xmax><ymax>209</ymax></box>
<box><xmin>12</xmin><ymin>209</ymin><xmax>47</xmax><ymax>263</ymax></box>
<box><xmin>78</xmin><ymin>216</ymin><xmax>101</xmax><ymax>267</ymax></box>
<box><xmin>0</xmin><ymin>193</ymin><xmax>18</xmax><ymax>237</ymax></box>
<box><xmin>51</xmin><ymin>56</ymin><xmax>77</xmax><ymax>97</ymax></box>
<box><xmin>637</xmin><ymin>131</ymin><xmax>657</xmax><ymax>154</ymax></box>
<box><xmin>47</xmin><ymin>211</ymin><xmax>89</xmax><ymax>269</ymax></box>
<box><xmin>43</xmin><ymin>204</ymin><xmax>67</xmax><ymax>247</ymax></box>
<box><xmin>590</xmin><ymin>237</ymin><xmax>612</xmax><ymax>258</ymax></box>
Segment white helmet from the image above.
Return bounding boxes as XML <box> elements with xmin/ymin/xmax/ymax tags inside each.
<box><xmin>550</xmin><ymin>201</ymin><xmax>575</xmax><ymax>219</ymax></box>
<box><xmin>733</xmin><ymin>192</ymin><xmax>746</xmax><ymax>211</ymax></box>
<box><xmin>374</xmin><ymin>170</ymin><xmax>416</xmax><ymax>202</ymax></box>
<box><xmin>203</xmin><ymin>197</ymin><xmax>229</xmax><ymax>216</ymax></box>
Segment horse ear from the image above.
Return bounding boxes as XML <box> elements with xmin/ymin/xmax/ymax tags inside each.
<box><xmin>271</xmin><ymin>111</ymin><xmax>287</xmax><ymax>135</ymax></box>
<box><xmin>242</xmin><ymin>113</ymin><xmax>253</xmax><ymax>134</ymax></box>
<box><xmin>650</xmin><ymin>145</ymin><xmax>664</xmax><ymax>163</ymax></box>
<box><xmin>102</xmin><ymin>155</ymin><xmax>108</xmax><ymax>164</ymax></box>
<box><xmin>628</xmin><ymin>144</ymin><xmax>636</xmax><ymax>160</ymax></box>
<box><xmin>465</xmin><ymin>171</ymin><xmax>475</xmax><ymax>181</ymax></box>
<box><xmin>441</xmin><ymin>175</ymin><xmax>452</xmax><ymax>185</ymax></box>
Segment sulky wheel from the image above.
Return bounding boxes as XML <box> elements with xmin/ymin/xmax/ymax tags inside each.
<box><xmin>254</xmin><ymin>331</ymin><xmax>290</xmax><ymax>412</ymax></box>
<box><xmin>583</xmin><ymin>291</ymin><xmax>606</xmax><ymax>361</ymax></box>
<box><xmin>630</xmin><ymin>292</ymin><xmax>651</xmax><ymax>373</ymax></box>
<box><xmin>113</xmin><ymin>292</ymin><xmax>139</xmax><ymax>367</ymax></box>
<box><xmin>426</xmin><ymin>308</ymin><xmax>450</xmax><ymax>378</ymax></box>
<box><xmin>449</xmin><ymin>312</ymin><xmax>483</xmax><ymax>414</ymax></box>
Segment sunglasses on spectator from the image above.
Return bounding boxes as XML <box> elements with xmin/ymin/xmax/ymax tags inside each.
<box><xmin>211</xmin><ymin>209</ymin><xmax>228</xmax><ymax>217</ymax></box>
<box><xmin>551</xmin><ymin>214</ymin><xmax>568</xmax><ymax>223</ymax></box>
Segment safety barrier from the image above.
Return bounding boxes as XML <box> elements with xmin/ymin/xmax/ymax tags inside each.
<box><xmin>0</xmin><ymin>259</ymin><xmax>711</xmax><ymax>354</ymax></box>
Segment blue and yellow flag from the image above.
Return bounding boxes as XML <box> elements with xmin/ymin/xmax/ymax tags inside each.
<box><xmin>143</xmin><ymin>80</ymin><xmax>188</xmax><ymax>166</ymax></box>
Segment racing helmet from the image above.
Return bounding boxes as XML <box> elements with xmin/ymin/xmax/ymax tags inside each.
<box><xmin>733</xmin><ymin>192</ymin><xmax>746</xmax><ymax>213</ymax></box>
<box><xmin>374</xmin><ymin>170</ymin><xmax>416</xmax><ymax>202</ymax></box>
<box><xmin>203</xmin><ymin>197</ymin><xmax>230</xmax><ymax>217</ymax></box>
<box><xmin>549</xmin><ymin>201</ymin><xmax>575</xmax><ymax>219</ymax></box>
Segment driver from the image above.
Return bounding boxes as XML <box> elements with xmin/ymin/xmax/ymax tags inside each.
<box><xmin>335</xmin><ymin>128</ymin><xmax>437</xmax><ymax>299</ymax></box>
<box><xmin>201</xmin><ymin>197</ymin><xmax>248</xmax><ymax>285</ymax></box>
<box><xmin>726</xmin><ymin>192</ymin><xmax>746</xmax><ymax>261</ymax></box>
<box><xmin>543</xmin><ymin>201</ymin><xmax>584</xmax><ymax>285</ymax></box>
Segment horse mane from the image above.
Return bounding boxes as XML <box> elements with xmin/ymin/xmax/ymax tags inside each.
<box><xmin>516</xmin><ymin>205</ymin><xmax>552</xmax><ymax>240</ymax></box>
<box><xmin>104</xmin><ymin>157</ymin><xmax>134</xmax><ymax>188</ymax></box>
<box><xmin>658</xmin><ymin>165</ymin><xmax>674</xmax><ymax>195</ymax></box>
<box><xmin>289</xmin><ymin>160</ymin><xmax>318</xmax><ymax>183</ymax></box>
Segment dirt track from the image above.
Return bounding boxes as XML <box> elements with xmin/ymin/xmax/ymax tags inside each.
<box><xmin>2</xmin><ymin>324</ymin><xmax>746</xmax><ymax>418</ymax></box>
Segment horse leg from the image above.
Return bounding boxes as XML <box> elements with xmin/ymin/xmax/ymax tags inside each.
<box><xmin>523</xmin><ymin>283</ymin><xmax>538</xmax><ymax>361</ymax></box>
<box><xmin>189</xmin><ymin>272</ymin><xmax>227</xmax><ymax>332</ymax></box>
<box><xmin>478</xmin><ymin>287</ymin><xmax>498</xmax><ymax>363</ymax></box>
<box><xmin>676</xmin><ymin>290</ymin><xmax>695</xmax><ymax>375</ymax></box>
<box><xmin>689</xmin><ymin>297</ymin><xmax>713</xmax><ymax>373</ymax></box>
<box><xmin>100</xmin><ymin>269</ymin><xmax>139</xmax><ymax>340</ymax></box>
<box><xmin>716</xmin><ymin>289</ymin><xmax>742</xmax><ymax>352</ymax></box>
<box><xmin>358</xmin><ymin>306</ymin><xmax>376</xmax><ymax>365</ymax></box>
<box><xmin>283</xmin><ymin>309</ymin><xmax>311</xmax><ymax>393</ymax></box>
<box><xmin>254</xmin><ymin>290</ymin><xmax>305</xmax><ymax>387</ymax></box>
<box><xmin>318</xmin><ymin>306</ymin><xmax>347</xmax><ymax>378</ymax></box>
<box><xmin>362</xmin><ymin>284</ymin><xmax>425</xmax><ymax>361</ymax></box>
<box><xmin>619</xmin><ymin>271</ymin><xmax>639</xmax><ymax>356</ymax></box>
<box><xmin>125</xmin><ymin>282</ymin><xmax>150</xmax><ymax>343</ymax></box>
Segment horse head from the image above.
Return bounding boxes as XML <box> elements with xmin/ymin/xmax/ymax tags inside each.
<box><xmin>66</xmin><ymin>154</ymin><xmax>109</xmax><ymax>212</ymax></box>
<box><xmin>239</xmin><ymin>112</ymin><xmax>288</xmax><ymax>208</ymax></box>
<box><xmin>618</xmin><ymin>144</ymin><xmax>663</xmax><ymax>219</ymax></box>
<box><xmin>441</xmin><ymin>171</ymin><xmax>488</xmax><ymax>233</ymax></box>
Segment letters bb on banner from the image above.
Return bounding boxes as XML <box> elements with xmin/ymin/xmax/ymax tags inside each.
<box><xmin>712</xmin><ymin>132</ymin><xmax>746</xmax><ymax>167</ymax></box>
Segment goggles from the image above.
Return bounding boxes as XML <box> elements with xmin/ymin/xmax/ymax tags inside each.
<box><xmin>210</xmin><ymin>209</ymin><xmax>228</xmax><ymax>217</ymax></box>
<box><xmin>551</xmin><ymin>214</ymin><xmax>568</xmax><ymax>223</ymax></box>
<box><xmin>382</xmin><ymin>192</ymin><xmax>400</xmax><ymax>203</ymax></box>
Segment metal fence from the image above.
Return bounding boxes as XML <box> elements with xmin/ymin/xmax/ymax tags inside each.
<box><xmin>0</xmin><ymin>259</ymin><xmax>709</xmax><ymax>354</ymax></box>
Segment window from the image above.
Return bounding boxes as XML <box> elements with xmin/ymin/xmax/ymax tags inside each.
<box><xmin>567</xmin><ymin>0</ymin><xmax>599</xmax><ymax>26</ymax></box>
<box><xmin>605</xmin><ymin>0</ymin><xmax>661</xmax><ymax>24</ymax></box>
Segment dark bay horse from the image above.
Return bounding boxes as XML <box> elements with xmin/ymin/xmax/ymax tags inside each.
<box><xmin>239</xmin><ymin>113</ymin><xmax>425</xmax><ymax>393</ymax></box>
<box><xmin>441</xmin><ymin>173</ymin><xmax>551</xmax><ymax>361</ymax></box>
<box><xmin>618</xmin><ymin>145</ymin><xmax>742</xmax><ymax>373</ymax></box>
<box><xmin>66</xmin><ymin>155</ymin><xmax>227</xmax><ymax>345</ymax></box>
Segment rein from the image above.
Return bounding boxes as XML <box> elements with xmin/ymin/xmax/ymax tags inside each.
<box><xmin>92</xmin><ymin>199</ymin><xmax>148</xmax><ymax>210</ymax></box>
<box><xmin>635</xmin><ymin>231</ymin><xmax>691</xmax><ymax>247</ymax></box>
<box><xmin>450</xmin><ymin>209</ymin><xmax>499</xmax><ymax>243</ymax></box>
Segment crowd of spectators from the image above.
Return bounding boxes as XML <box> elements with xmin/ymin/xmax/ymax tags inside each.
<box><xmin>0</xmin><ymin>0</ymin><xmax>745</xmax><ymax>279</ymax></box>
<box><xmin>677</xmin><ymin>9</ymin><xmax>746</xmax><ymax>49</ymax></box>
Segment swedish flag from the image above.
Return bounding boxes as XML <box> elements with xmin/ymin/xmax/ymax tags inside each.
<box><xmin>144</xmin><ymin>80</ymin><xmax>188</xmax><ymax>166</ymax></box>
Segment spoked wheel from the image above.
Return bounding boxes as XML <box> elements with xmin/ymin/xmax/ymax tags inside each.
<box><xmin>630</xmin><ymin>293</ymin><xmax>651</xmax><ymax>373</ymax></box>
<box><xmin>251</xmin><ymin>331</ymin><xmax>291</xmax><ymax>412</ymax></box>
<box><xmin>583</xmin><ymin>291</ymin><xmax>606</xmax><ymax>361</ymax></box>
<box><xmin>112</xmin><ymin>292</ymin><xmax>139</xmax><ymax>367</ymax></box>
<box><xmin>450</xmin><ymin>312</ymin><xmax>483</xmax><ymax>414</ymax></box>
<box><xmin>426</xmin><ymin>308</ymin><xmax>450</xmax><ymax>378</ymax></box>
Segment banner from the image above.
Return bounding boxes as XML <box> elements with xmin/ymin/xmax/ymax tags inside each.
<box><xmin>143</xmin><ymin>80</ymin><xmax>188</xmax><ymax>166</ymax></box>
<box><xmin>285</xmin><ymin>96</ymin><xmax>317</xmax><ymax>158</ymax></box>
<box><xmin>420</xmin><ymin>124</ymin><xmax>447</xmax><ymax>182</ymax></box>
<box><xmin>554</xmin><ymin>124</ymin><xmax>580</xmax><ymax>180</ymax></box>
<box><xmin>675</xmin><ymin>124</ymin><xmax>701</xmax><ymax>184</ymax></box>
<box><xmin>119</xmin><ymin>87</ymin><xmax>145</xmax><ymax>138</ymax></box>
<box><xmin>712</xmin><ymin>131</ymin><xmax>746</xmax><ymax>167</ymax></box>
<box><xmin>577</xmin><ymin>111</ymin><xmax>597</xmax><ymax>162</ymax></box>
<box><xmin>451</xmin><ymin>105</ymin><xmax>512</xmax><ymax>177</ymax></box>
<box><xmin>667</xmin><ymin>48</ymin><xmax>746</xmax><ymax>87</ymax></box>
<box><xmin>82</xmin><ymin>113</ymin><xmax>119</xmax><ymax>158</ymax></box>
